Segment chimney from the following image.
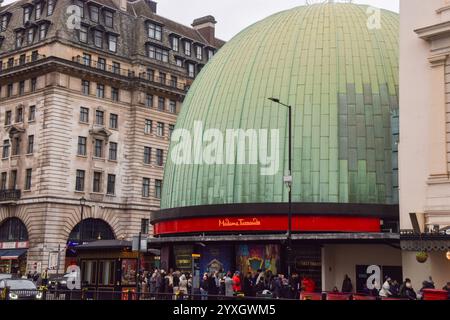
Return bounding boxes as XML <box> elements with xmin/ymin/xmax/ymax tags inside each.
<box><xmin>112</xmin><ymin>0</ymin><xmax>127</xmax><ymax>11</ymax></box>
<box><xmin>146</xmin><ymin>0</ymin><xmax>157</xmax><ymax>13</ymax></box>
<box><xmin>192</xmin><ymin>15</ymin><xmax>217</xmax><ymax>44</ymax></box>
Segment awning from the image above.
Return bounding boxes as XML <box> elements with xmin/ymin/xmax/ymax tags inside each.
<box><xmin>0</xmin><ymin>249</ymin><xmax>27</xmax><ymax>260</ymax></box>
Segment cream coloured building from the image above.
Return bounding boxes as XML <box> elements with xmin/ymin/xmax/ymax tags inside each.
<box><xmin>0</xmin><ymin>0</ymin><xmax>223</xmax><ymax>275</ymax></box>
<box><xmin>399</xmin><ymin>0</ymin><xmax>450</xmax><ymax>290</ymax></box>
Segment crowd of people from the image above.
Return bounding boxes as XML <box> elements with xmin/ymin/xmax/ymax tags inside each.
<box><xmin>137</xmin><ymin>268</ymin><xmax>450</xmax><ymax>300</ymax></box>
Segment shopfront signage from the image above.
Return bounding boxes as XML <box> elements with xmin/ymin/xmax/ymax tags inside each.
<box><xmin>0</xmin><ymin>241</ymin><xmax>29</xmax><ymax>249</ymax></box>
<box><xmin>154</xmin><ymin>215</ymin><xmax>381</xmax><ymax>236</ymax></box>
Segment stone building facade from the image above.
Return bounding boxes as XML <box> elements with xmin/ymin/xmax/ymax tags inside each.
<box><xmin>399</xmin><ymin>0</ymin><xmax>450</xmax><ymax>290</ymax></box>
<box><xmin>0</xmin><ymin>0</ymin><xmax>223</xmax><ymax>274</ymax></box>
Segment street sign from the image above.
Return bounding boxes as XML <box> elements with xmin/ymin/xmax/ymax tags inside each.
<box><xmin>132</xmin><ymin>236</ymin><xmax>147</xmax><ymax>252</ymax></box>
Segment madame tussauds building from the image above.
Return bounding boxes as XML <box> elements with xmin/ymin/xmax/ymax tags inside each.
<box><xmin>149</xmin><ymin>3</ymin><xmax>402</xmax><ymax>291</ymax></box>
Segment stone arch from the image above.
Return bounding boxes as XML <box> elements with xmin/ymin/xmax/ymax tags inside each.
<box><xmin>68</xmin><ymin>218</ymin><xmax>116</xmax><ymax>243</ymax></box>
<box><xmin>0</xmin><ymin>217</ymin><xmax>29</xmax><ymax>242</ymax></box>
<box><xmin>0</xmin><ymin>206</ymin><xmax>32</xmax><ymax>241</ymax></box>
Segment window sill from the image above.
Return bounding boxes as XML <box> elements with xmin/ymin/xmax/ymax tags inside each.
<box><xmin>74</xmin><ymin>190</ymin><xmax>86</xmax><ymax>194</ymax></box>
<box><xmin>93</xmin><ymin>157</ymin><xmax>105</xmax><ymax>161</ymax></box>
<box><xmin>25</xmin><ymin>153</ymin><xmax>34</xmax><ymax>157</ymax></box>
<box><xmin>28</xmin><ymin>120</ymin><xmax>36</xmax><ymax>124</ymax></box>
<box><xmin>79</xmin><ymin>121</ymin><xmax>89</xmax><ymax>125</ymax></box>
<box><xmin>77</xmin><ymin>155</ymin><xmax>88</xmax><ymax>158</ymax></box>
<box><xmin>108</xmin><ymin>159</ymin><xmax>118</xmax><ymax>163</ymax></box>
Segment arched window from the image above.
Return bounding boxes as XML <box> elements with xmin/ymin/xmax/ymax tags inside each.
<box><xmin>68</xmin><ymin>219</ymin><xmax>115</xmax><ymax>243</ymax></box>
<box><xmin>0</xmin><ymin>218</ymin><xmax>28</xmax><ymax>242</ymax></box>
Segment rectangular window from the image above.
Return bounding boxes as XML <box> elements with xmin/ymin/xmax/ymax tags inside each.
<box><xmin>96</xmin><ymin>84</ymin><xmax>105</xmax><ymax>98</ymax></box>
<box><xmin>144</xmin><ymin>119</ymin><xmax>152</xmax><ymax>134</ymax></box>
<box><xmin>95</xmin><ymin>110</ymin><xmax>104</xmax><ymax>125</ymax></box>
<box><xmin>0</xmin><ymin>172</ymin><xmax>7</xmax><ymax>190</ymax></box>
<box><xmin>108</xmin><ymin>34</ymin><xmax>117</xmax><ymax>52</ymax></box>
<box><xmin>12</xmin><ymin>137</ymin><xmax>20</xmax><ymax>156</ymax></box>
<box><xmin>7</xmin><ymin>57</ymin><xmax>14</xmax><ymax>68</ymax></box>
<box><xmin>97</xmin><ymin>57</ymin><xmax>106</xmax><ymax>70</ymax></box>
<box><xmin>155</xmin><ymin>179</ymin><xmax>162</xmax><ymax>199</ymax></box>
<box><xmin>159</xmin><ymin>72</ymin><xmax>166</xmax><ymax>85</ymax></box>
<box><xmin>147</xmin><ymin>68</ymin><xmax>154</xmax><ymax>81</ymax></box>
<box><xmin>19</xmin><ymin>81</ymin><xmax>25</xmax><ymax>96</ymax></box>
<box><xmin>16</xmin><ymin>107</ymin><xmax>23</xmax><ymax>123</ymax></box>
<box><xmin>94</xmin><ymin>139</ymin><xmax>103</xmax><ymax>158</ymax></box>
<box><xmin>82</xmin><ymin>80</ymin><xmax>90</xmax><ymax>95</ymax></box>
<box><xmin>157</xmin><ymin>122</ymin><xmax>164</xmax><ymax>136</ymax></box>
<box><xmin>112</xmin><ymin>62</ymin><xmax>120</xmax><ymax>74</ymax></box>
<box><xmin>10</xmin><ymin>170</ymin><xmax>17</xmax><ymax>189</ymax></box>
<box><xmin>31</xmin><ymin>78</ymin><xmax>37</xmax><ymax>92</ymax></box>
<box><xmin>35</xmin><ymin>3</ymin><xmax>42</xmax><ymax>19</ymax></box>
<box><xmin>196</xmin><ymin>46</ymin><xmax>203</xmax><ymax>60</ymax></box>
<box><xmin>175</xmin><ymin>58</ymin><xmax>183</xmax><ymax>67</ymax></box>
<box><xmin>142</xmin><ymin>178</ymin><xmax>150</xmax><ymax>197</ymax></box>
<box><xmin>39</xmin><ymin>23</ymin><xmax>48</xmax><ymax>40</ymax></box>
<box><xmin>94</xmin><ymin>30</ymin><xmax>103</xmax><ymax>48</ymax></box>
<box><xmin>107</xmin><ymin>174</ymin><xmax>115</xmax><ymax>195</ymax></box>
<box><xmin>19</xmin><ymin>54</ymin><xmax>26</xmax><ymax>65</ymax></box>
<box><xmin>1</xmin><ymin>15</ymin><xmax>8</xmax><ymax>32</ymax></box>
<box><xmin>184</xmin><ymin>41</ymin><xmax>191</xmax><ymax>56</ymax></box>
<box><xmin>170</xmin><ymin>76</ymin><xmax>178</xmax><ymax>88</ymax></box>
<box><xmin>7</xmin><ymin>83</ymin><xmax>13</xmax><ymax>97</ymax></box>
<box><xmin>47</xmin><ymin>0</ymin><xmax>55</xmax><ymax>16</ymax></box>
<box><xmin>79</xmin><ymin>26</ymin><xmax>88</xmax><ymax>43</ymax></box>
<box><xmin>111</xmin><ymin>87</ymin><xmax>119</xmax><ymax>102</ymax></box>
<box><xmin>93</xmin><ymin>171</ymin><xmax>102</xmax><ymax>193</ymax></box>
<box><xmin>2</xmin><ymin>140</ymin><xmax>10</xmax><ymax>158</ymax></box>
<box><xmin>76</xmin><ymin>0</ymin><xmax>84</xmax><ymax>18</ymax></box>
<box><xmin>104</xmin><ymin>10</ymin><xmax>113</xmax><ymax>28</ymax></box>
<box><xmin>31</xmin><ymin>50</ymin><xmax>38</xmax><ymax>62</ymax></box>
<box><xmin>16</xmin><ymin>31</ymin><xmax>24</xmax><ymax>48</ymax></box>
<box><xmin>23</xmin><ymin>6</ymin><xmax>32</xmax><ymax>24</ymax></box>
<box><xmin>156</xmin><ymin>149</ymin><xmax>163</xmax><ymax>166</ymax></box>
<box><xmin>145</xmin><ymin>94</ymin><xmax>153</xmax><ymax>108</ymax></box>
<box><xmin>75</xmin><ymin>170</ymin><xmax>85</xmax><ymax>191</ymax></box>
<box><xmin>77</xmin><ymin>136</ymin><xmax>87</xmax><ymax>156</ymax></box>
<box><xmin>80</xmin><ymin>107</ymin><xmax>89</xmax><ymax>123</ymax></box>
<box><xmin>27</xmin><ymin>28</ymin><xmax>34</xmax><ymax>45</ymax></box>
<box><xmin>5</xmin><ymin>111</ymin><xmax>11</xmax><ymax>125</ymax></box>
<box><xmin>171</xmin><ymin>36</ymin><xmax>179</xmax><ymax>51</ymax></box>
<box><xmin>83</xmin><ymin>53</ymin><xmax>91</xmax><ymax>66</ymax></box>
<box><xmin>148</xmin><ymin>23</ymin><xmax>162</xmax><ymax>40</ymax></box>
<box><xmin>141</xmin><ymin>219</ymin><xmax>149</xmax><ymax>234</ymax></box>
<box><xmin>143</xmin><ymin>147</ymin><xmax>151</xmax><ymax>164</ymax></box>
<box><xmin>109</xmin><ymin>142</ymin><xmax>117</xmax><ymax>161</ymax></box>
<box><xmin>147</xmin><ymin>45</ymin><xmax>168</xmax><ymax>63</ymax></box>
<box><xmin>25</xmin><ymin>169</ymin><xmax>32</xmax><ymax>190</ymax></box>
<box><xmin>27</xmin><ymin>135</ymin><xmax>34</xmax><ymax>154</ymax></box>
<box><xmin>169</xmin><ymin>100</ymin><xmax>176</xmax><ymax>113</ymax></box>
<box><xmin>158</xmin><ymin>97</ymin><xmax>165</xmax><ymax>111</ymax></box>
<box><xmin>208</xmin><ymin>49</ymin><xmax>214</xmax><ymax>60</ymax></box>
<box><xmin>188</xmin><ymin>63</ymin><xmax>195</xmax><ymax>78</ymax></box>
<box><xmin>169</xmin><ymin>124</ymin><xmax>175</xmax><ymax>138</ymax></box>
<box><xmin>29</xmin><ymin>106</ymin><xmax>36</xmax><ymax>121</ymax></box>
<box><xmin>90</xmin><ymin>5</ymin><xmax>99</xmax><ymax>22</ymax></box>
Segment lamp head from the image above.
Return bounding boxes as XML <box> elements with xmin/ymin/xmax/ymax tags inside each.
<box><xmin>268</xmin><ymin>97</ymin><xmax>280</xmax><ymax>103</ymax></box>
<box><xmin>80</xmin><ymin>197</ymin><xmax>86</xmax><ymax>206</ymax></box>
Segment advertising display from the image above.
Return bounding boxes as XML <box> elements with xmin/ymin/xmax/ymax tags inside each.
<box><xmin>236</xmin><ymin>244</ymin><xmax>280</xmax><ymax>274</ymax></box>
<box><xmin>200</xmin><ymin>245</ymin><xmax>233</xmax><ymax>274</ymax></box>
<box><xmin>121</xmin><ymin>259</ymin><xmax>137</xmax><ymax>286</ymax></box>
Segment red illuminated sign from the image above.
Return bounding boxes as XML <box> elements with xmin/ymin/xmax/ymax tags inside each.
<box><xmin>153</xmin><ymin>215</ymin><xmax>381</xmax><ymax>235</ymax></box>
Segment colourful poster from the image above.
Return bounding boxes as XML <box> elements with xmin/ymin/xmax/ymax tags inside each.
<box><xmin>236</xmin><ymin>244</ymin><xmax>280</xmax><ymax>274</ymax></box>
<box><xmin>121</xmin><ymin>259</ymin><xmax>137</xmax><ymax>285</ymax></box>
<box><xmin>200</xmin><ymin>245</ymin><xmax>232</xmax><ymax>275</ymax></box>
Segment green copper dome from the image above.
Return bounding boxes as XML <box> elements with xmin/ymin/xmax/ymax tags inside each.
<box><xmin>162</xmin><ymin>3</ymin><xmax>399</xmax><ymax>209</ymax></box>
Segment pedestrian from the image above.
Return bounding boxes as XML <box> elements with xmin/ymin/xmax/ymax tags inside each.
<box><xmin>255</xmin><ymin>269</ymin><xmax>265</xmax><ymax>293</ymax></box>
<box><xmin>270</xmin><ymin>274</ymin><xmax>281</xmax><ymax>298</ymax></box>
<box><xmin>32</xmin><ymin>271</ymin><xmax>39</xmax><ymax>283</ymax></box>
<box><xmin>200</xmin><ymin>273</ymin><xmax>209</xmax><ymax>300</ymax></box>
<box><xmin>172</xmin><ymin>271</ymin><xmax>180</xmax><ymax>300</ymax></box>
<box><xmin>41</xmin><ymin>268</ymin><xmax>49</xmax><ymax>287</ymax></box>
<box><xmin>149</xmin><ymin>269</ymin><xmax>158</xmax><ymax>299</ymax></box>
<box><xmin>208</xmin><ymin>271</ymin><xmax>219</xmax><ymax>298</ymax></box>
<box><xmin>390</xmin><ymin>279</ymin><xmax>400</xmax><ymax>297</ymax></box>
<box><xmin>179</xmin><ymin>274</ymin><xmax>188</xmax><ymax>300</ymax></box>
<box><xmin>232</xmin><ymin>271</ymin><xmax>241</xmax><ymax>294</ymax></box>
<box><xmin>27</xmin><ymin>271</ymin><xmax>32</xmax><ymax>280</ymax></box>
<box><xmin>243</xmin><ymin>272</ymin><xmax>254</xmax><ymax>297</ymax></box>
<box><xmin>379</xmin><ymin>277</ymin><xmax>392</xmax><ymax>298</ymax></box>
<box><xmin>224</xmin><ymin>272</ymin><xmax>234</xmax><ymax>297</ymax></box>
<box><xmin>289</xmin><ymin>273</ymin><xmax>300</xmax><ymax>299</ymax></box>
<box><xmin>399</xmin><ymin>278</ymin><xmax>417</xmax><ymax>300</ymax></box>
<box><xmin>341</xmin><ymin>274</ymin><xmax>353</xmax><ymax>293</ymax></box>
<box><xmin>301</xmin><ymin>275</ymin><xmax>316</xmax><ymax>293</ymax></box>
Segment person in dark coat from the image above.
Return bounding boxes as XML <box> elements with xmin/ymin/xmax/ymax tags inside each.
<box><xmin>442</xmin><ymin>282</ymin><xmax>450</xmax><ymax>300</ymax></box>
<box><xmin>341</xmin><ymin>274</ymin><xmax>353</xmax><ymax>293</ymax></box>
<box><xmin>399</xmin><ymin>278</ymin><xmax>417</xmax><ymax>300</ymax></box>
<box><xmin>289</xmin><ymin>273</ymin><xmax>300</xmax><ymax>299</ymax></box>
<box><xmin>243</xmin><ymin>272</ymin><xmax>254</xmax><ymax>297</ymax></box>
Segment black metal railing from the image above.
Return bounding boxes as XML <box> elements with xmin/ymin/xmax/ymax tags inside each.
<box><xmin>0</xmin><ymin>54</ymin><xmax>46</xmax><ymax>72</ymax></box>
<box><xmin>0</xmin><ymin>189</ymin><xmax>21</xmax><ymax>202</ymax></box>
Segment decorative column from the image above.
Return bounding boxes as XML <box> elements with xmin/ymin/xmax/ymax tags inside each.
<box><xmin>428</xmin><ymin>54</ymin><xmax>449</xmax><ymax>182</ymax></box>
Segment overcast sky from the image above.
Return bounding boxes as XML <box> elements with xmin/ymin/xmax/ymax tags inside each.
<box><xmin>158</xmin><ymin>0</ymin><xmax>400</xmax><ymax>40</ymax></box>
<box><xmin>2</xmin><ymin>0</ymin><xmax>400</xmax><ymax>40</ymax></box>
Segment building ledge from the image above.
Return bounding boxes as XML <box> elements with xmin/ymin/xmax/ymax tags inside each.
<box><xmin>415</xmin><ymin>20</ymin><xmax>450</xmax><ymax>41</ymax></box>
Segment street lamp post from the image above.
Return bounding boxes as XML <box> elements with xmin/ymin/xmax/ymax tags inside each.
<box><xmin>268</xmin><ymin>98</ymin><xmax>293</xmax><ymax>272</ymax></box>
